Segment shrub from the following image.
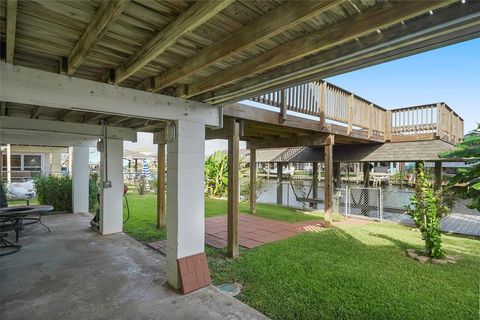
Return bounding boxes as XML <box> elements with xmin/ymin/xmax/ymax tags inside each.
<box><xmin>89</xmin><ymin>173</ymin><xmax>99</xmax><ymax>211</ymax></box>
<box><xmin>34</xmin><ymin>175</ymin><xmax>73</xmax><ymax>212</ymax></box>
<box><xmin>240</xmin><ymin>176</ymin><xmax>267</xmax><ymax>201</ymax></box>
<box><xmin>35</xmin><ymin>173</ymin><xmax>100</xmax><ymax>213</ymax></box>
<box><xmin>205</xmin><ymin>151</ymin><xmax>228</xmax><ymax>197</ymax></box>
<box><xmin>440</xmin><ymin>124</ymin><xmax>480</xmax><ymax>211</ymax></box>
<box><xmin>407</xmin><ymin>162</ymin><xmax>450</xmax><ymax>258</ymax></box>
<box><xmin>135</xmin><ymin>176</ymin><xmax>148</xmax><ymax>195</ymax></box>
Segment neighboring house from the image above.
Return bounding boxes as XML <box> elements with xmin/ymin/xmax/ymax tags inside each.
<box><xmin>0</xmin><ymin>144</ymin><xmax>69</xmax><ymax>182</ymax></box>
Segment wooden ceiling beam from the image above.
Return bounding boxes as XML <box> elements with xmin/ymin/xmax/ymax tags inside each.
<box><xmin>6</xmin><ymin>0</ymin><xmax>18</xmax><ymax>63</ymax></box>
<box><xmin>185</xmin><ymin>0</ymin><xmax>456</xmax><ymax>98</ymax></box>
<box><xmin>114</xmin><ymin>0</ymin><xmax>234</xmax><ymax>84</ymax></box>
<box><xmin>151</xmin><ymin>0</ymin><xmax>341</xmax><ymax>92</ymax></box>
<box><xmin>247</xmin><ymin>133</ymin><xmax>330</xmax><ymax>149</ymax></box>
<box><xmin>204</xmin><ymin>1</ymin><xmax>480</xmax><ymax>104</ymax></box>
<box><xmin>67</xmin><ymin>0</ymin><xmax>130</xmax><ymax>76</ymax></box>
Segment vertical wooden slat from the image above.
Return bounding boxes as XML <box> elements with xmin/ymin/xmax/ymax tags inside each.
<box><xmin>367</xmin><ymin>103</ymin><xmax>373</xmax><ymax>138</ymax></box>
<box><xmin>347</xmin><ymin>94</ymin><xmax>354</xmax><ymax>135</ymax></box>
<box><xmin>280</xmin><ymin>88</ymin><xmax>287</xmax><ymax>123</ymax></box>
<box><xmin>227</xmin><ymin>120</ymin><xmax>240</xmax><ymax>258</ymax></box>
<box><xmin>156</xmin><ymin>142</ymin><xmax>166</xmax><ymax>228</ymax></box>
<box><xmin>249</xmin><ymin>149</ymin><xmax>256</xmax><ymax>215</ymax></box>
<box><xmin>319</xmin><ymin>81</ymin><xmax>326</xmax><ymax>127</ymax></box>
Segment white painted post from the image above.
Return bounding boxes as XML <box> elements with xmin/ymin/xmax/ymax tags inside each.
<box><xmin>6</xmin><ymin>144</ymin><xmax>11</xmax><ymax>183</ymax></box>
<box><xmin>68</xmin><ymin>146</ymin><xmax>73</xmax><ymax>176</ymax></box>
<box><xmin>99</xmin><ymin>139</ymin><xmax>124</xmax><ymax>235</ymax></box>
<box><xmin>166</xmin><ymin>120</ymin><xmax>205</xmax><ymax>289</ymax></box>
<box><xmin>72</xmin><ymin>145</ymin><xmax>90</xmax><ymax>213</ymax></box>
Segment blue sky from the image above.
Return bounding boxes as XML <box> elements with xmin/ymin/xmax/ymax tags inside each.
<box><xmin>326</xmin><ymin>38</ymin><xmax>480</xmax><ymax>133</ymax></box>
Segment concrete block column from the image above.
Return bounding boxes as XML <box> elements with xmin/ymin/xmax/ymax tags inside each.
<box><xmin>166</xmin><ymin>120</ymin><xmax>205</xmax><ymax>289</ymax></box>
<box><xmin>72</xmin><ymin>145</ymin><xmax>90</xmax><ymax>213</ymax></box>
<box><xmin>99</xmin><ymin>139</ymin><xmax>124</xmax><ymax>235</ymax></box>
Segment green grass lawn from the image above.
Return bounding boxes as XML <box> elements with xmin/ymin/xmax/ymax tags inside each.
<box><xmin>208</xmin><ymin>223</ymin><xmax>480</xmax><ymax>320</ymax></box>
<box><xmin>121</xmin><ymin>193</ymin><xmax>479</xmax><ymax>319</ymax></box>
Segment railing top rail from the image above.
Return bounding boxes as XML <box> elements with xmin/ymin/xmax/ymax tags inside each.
<box><xmin>390</xmin><ymin>102</ymin><xmax>463</xmax><ymax>121</ymax></box>
<box><xmin>390</xmin><ymin>103</ymin><xmax>438</xmax><ymax>112</ymax></box>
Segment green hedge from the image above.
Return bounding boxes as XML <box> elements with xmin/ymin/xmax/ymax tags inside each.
<box><xmin>34</xmin><ymin>174</ymin><xmax>99</xmax><ymax>212</ymax></box>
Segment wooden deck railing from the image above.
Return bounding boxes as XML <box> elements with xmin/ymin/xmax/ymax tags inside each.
<box><xmin>390</xmin><ymin>103</ymin><xmax>463</xmax><ymax>144</ymax></box>
<box><xmin>250</xmin><ymin>80</ymin><xmax>463</xmax><ymax>144</ymax></box>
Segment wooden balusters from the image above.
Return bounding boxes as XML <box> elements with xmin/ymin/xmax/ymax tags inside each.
<box><xmin>347</xmin><ymin>94</ymin><xmax>354</xmax><ymax>135</ymax></box>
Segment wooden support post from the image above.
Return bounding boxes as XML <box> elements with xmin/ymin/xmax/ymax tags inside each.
<box><xmin>434</xmin><ymin>161</ymin><xmax>442</xmax><ymax>191</ymax></box>
<box><xmin>228</xmin><ymin>120</ymin><xmax>240</xmax><ymax>258</ymax></box>
<box><xmin>276</xmin><ymin>162</ymin><xmax>284</xmax><ymax>205</ymax></box>
<box><xmin>312</xmin><ymin>162</ymin><xmax>319</xmax><ymax>209</ymax></box>
<box><xmin>156</xmin><ymin>143</ymin><xmax>166</xmax><ymax>228</ymax></box>
<box><xmin>363</xmin><ymin>162</ymin><xmax>370</xmax><ymax>187</ymax></box>
<box><xmin>319</xmin><ymin>81</ymin><xmax>326</xmax><ymax>129</ymax></box>
<box><xmin>385</xmin><ymin>110</ymin><xmax>392</xmax><ymax>141</ymax></box>
<box><xmin>249</xmin><ymin>149</ymin><xmax>257</xmax><ymax>215</ymax></box>
<box><xmin>333</xmin><ymin>162</ymin><xmax>341</xmax><ymax>189</ymax></box>
<box><xmin>324</xmin><ymin>135</ymin><xmax>334</xmax><ymax>227</ymax></box>
<box><xmin>367</xmin><ymin>103</ymin><xmax>373</xmax><ymax>139</ymax></box>
<box><xmin>347</xmin><ymin>94</ymin><xmax>354</xmax><ymax>135</ymax></box>
<box><xmin>436</xmin><ymin>103</ymin><xmax>443</xmax><ymax>138</ymax></box>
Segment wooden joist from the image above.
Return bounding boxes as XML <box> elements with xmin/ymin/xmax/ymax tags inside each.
<box><xmin>202</xmin><ymin>0</ymin><xmax>479</xmax><ymax>105</ymax></box>
<box><xmin>185</xmin><ymin>0</ymin><xmax>455</xmax><ymax>98</ymax></box>
<box><xmin>151</xmin><ymin>0</ymin><xmax>340</xmax><ymax>92</ymax></box>
<box><xmin>115</xmin><ymin>0</ymin><xmax>234</xmax><ymax>84</ymax></box>
<box><xmin>67</xmin><ymin>0</ymin><xmax>130</xmax><ymax>76</ymax></box>
<box><xmin>6</xmin><ymin>0</ymin><xmax>18</xmax><ymax>63</ymax></box>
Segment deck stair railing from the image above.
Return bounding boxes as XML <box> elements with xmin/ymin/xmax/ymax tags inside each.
<box><xmin>250</xmin><ymin>80</ymin><xmax>463</xmax><ymax>144</ymax></box>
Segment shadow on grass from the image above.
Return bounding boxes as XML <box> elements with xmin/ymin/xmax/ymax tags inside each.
<box><xmin>208</xmin><ymin>226</ymin><xmax>480</xmax><ymax>320</ymax></box>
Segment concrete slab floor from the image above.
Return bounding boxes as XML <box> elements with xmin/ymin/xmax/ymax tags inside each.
<box><xmin>0</xmin><ymin>214</ymin><xmax>268</xmax><ymax>320</ymax></box>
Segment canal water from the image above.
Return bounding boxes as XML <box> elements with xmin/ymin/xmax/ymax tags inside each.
<box><xmin>257</xmin><ymin>179</ymin><xmax>415</xmax><ymax>222</ymax></box>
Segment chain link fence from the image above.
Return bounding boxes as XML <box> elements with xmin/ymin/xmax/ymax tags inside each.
<box><xmin>277</xmin><ymin>181</ymin><xmax>415</xmax><ymax>222</ymax></box>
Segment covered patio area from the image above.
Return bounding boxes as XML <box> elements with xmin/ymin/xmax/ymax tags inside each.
<box><xmin>0</xmin><ymin>213</ymin><xmax>267</xmax><ymax>320</ymax></box>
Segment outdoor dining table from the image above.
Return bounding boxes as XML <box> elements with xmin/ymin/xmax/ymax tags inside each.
<box><xmin>0</xmin><ymin>205</ymin><xmax>54</xmax><ymax>242</ymax></box>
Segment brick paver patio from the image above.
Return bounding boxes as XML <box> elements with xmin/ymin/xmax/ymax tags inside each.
<box><xmin>147</xmin><ymin>215</ymin><xmax>370</xmax><ymax>254</ymax></box>
<box><xmin>204</xmin><ymin>214</ymin><xmax>324</xmax><ymax>249</ymax></box>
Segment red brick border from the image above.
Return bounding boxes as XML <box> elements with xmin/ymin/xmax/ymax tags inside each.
<box><xmin>177</xmin><ymin>252</ymin><xmax>211</xmax><ymax>294</ymax></box>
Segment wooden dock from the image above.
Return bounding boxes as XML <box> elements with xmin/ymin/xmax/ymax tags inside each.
<box><xmin>441</xmin><ymin>213</ymin><xmax>480</xmax><ymax>237</ymax></box>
